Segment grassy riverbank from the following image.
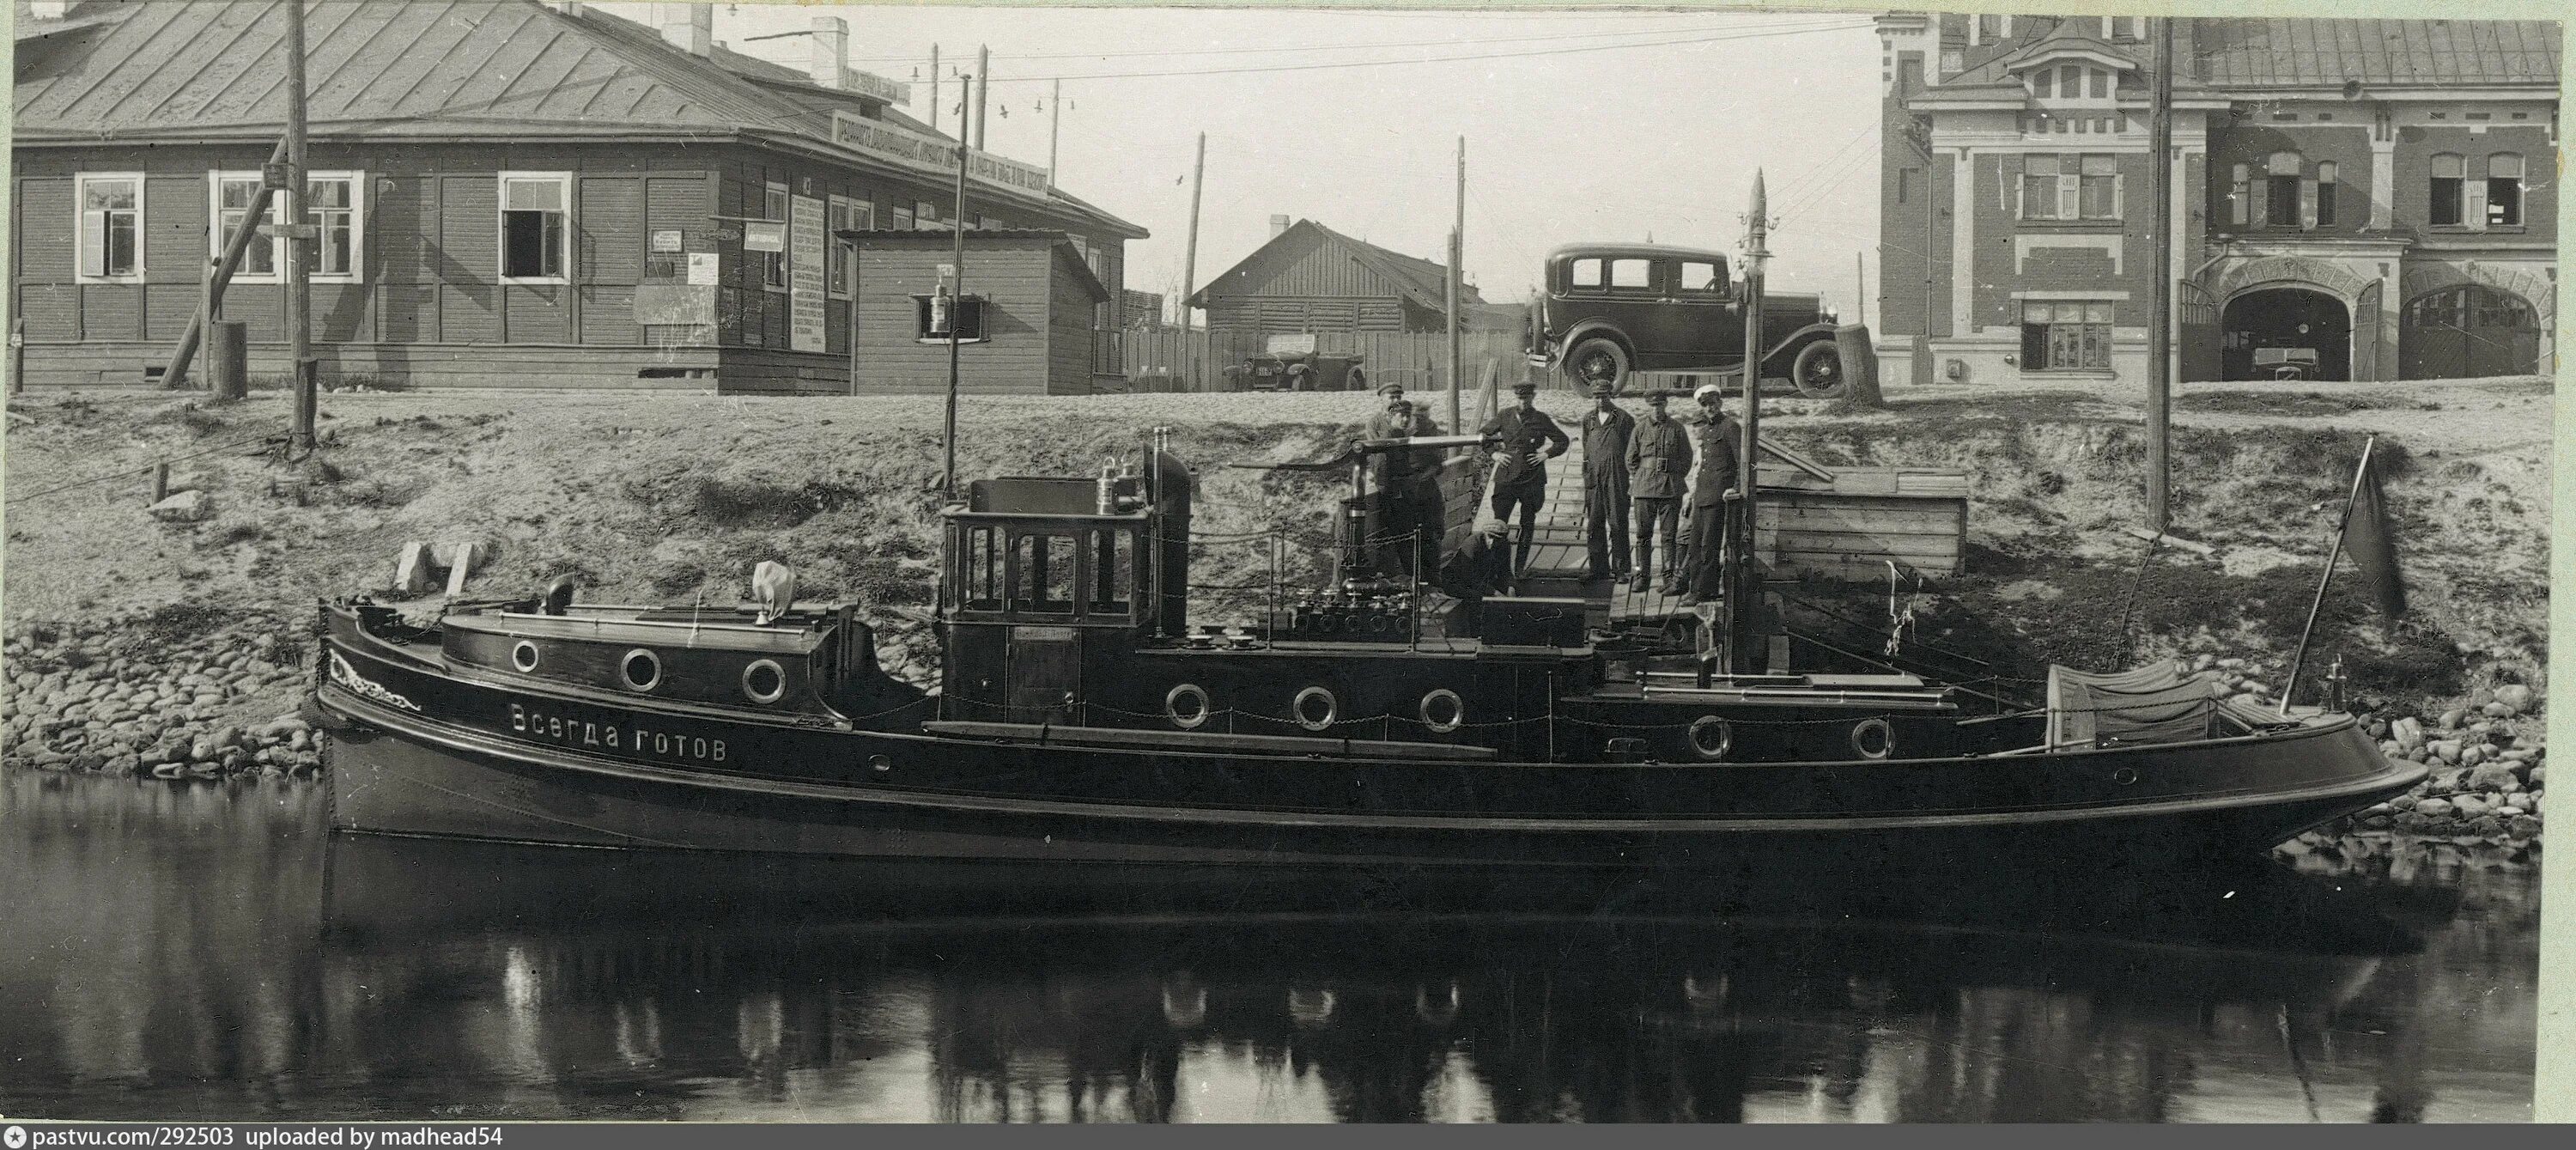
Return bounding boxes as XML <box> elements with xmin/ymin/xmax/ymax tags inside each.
<box><xmin>2</xmin><ymin>376</ymin><xmax>2552</xmax><ymax>836</ymax></box>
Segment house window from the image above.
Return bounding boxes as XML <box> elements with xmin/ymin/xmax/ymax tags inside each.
<box><xmin>891</xmin><ymin>204</ymin><xmax>915</xmax><ymax>230</ymax></box>
<box><xmin>2059</xmin><ymin>65</ymin><xmax>2081</xmax><ymax>98</ymax></box>
<box><xmin>2487</xmin><ymin>153</ymin><xmax>2524</xmax><ymax>226</ymax></box>
<box><xmin>2023</xmin><ymin>154</ymin><xmax>2063</xmax><ymax>219</ymax></box>
<box><xmin>210</xmin><ymin>173</ymin><xmax>280</xmax><ymax>280</ymax></box>
<box><xmin>2020</xmin><ymin>301</ymin><xmax>2114</xmax><ymax>370</ymax></box>
<box><xmin>914</xmin><ymin>290</ymin><xmax>987</xmax><ymax>343</ymax></box>
<box><xmin>2087</xmin><ymin>69</ymin><xmax>2108</xmax><ymax>99</ymax></box>
<box><xmin>2429</xmin><ymin>153</ymin><xmax>2464</xmax><ymax>226</ymax></box>
<box><xmin>2265</xmin><ymin>152</ymin><xmax>2302</xmax><ymax>227</ymax></box>
<box><xmin>2315</xmin><ymin>161</ymin><xmax>2338</xmax><ymax>226</ymax></box>
<box><xmin>1975</xmin><ymin>15</ymin><xmax>2000</xmax><ymax>42</ymax></box>
<box><xmin>2079</xmin><ymin>155</ymin><xmax>2119</xmax><ymax>218</ymax></box>
<box><xmin>2033</xmin><ymin>68</ymin><xmax>2054</xmax><ymax>99</ymax></box>
<box><xmin>76</xmin><ymin>173</ymin><xmax>143</xmax><ymax>281</ymax></box>
<box><xmin>914</xmin><ymin>201</ymin><xmax>939</xmax><ymax>230</ymax></box>
<box><xmin>762</xmin><ymin>183</ymin><xmax>789</xmax><ymax>292</ymax></box>
<box><xmin>499</xmin><ymin>172</ymin><xmax>570</xmax><ymax>281</ymax></box>
<box><xmin>828</xmin><ymin>196</ymin><xmax>870</xmax><ymax>298</ymax></box>
<box><xmin>308</xmin><ymin>173</ymin><xmax>362</xmax><ymax>278</ymax></box>
<box><xmin>2230</xmin><ymin>163</ymin><xmax>2251</xmax><ymax>227</ymax></box>
<box><xmin>1939</xmin><ymin>48</ymin><xmax>1962</xmax><ymax>76</ymax></box>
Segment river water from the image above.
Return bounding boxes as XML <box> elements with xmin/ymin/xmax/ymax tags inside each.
<box><xmin>0</xmin><ymin>771</ymin><xmax>2539</xmax><ymax>1123</ymax></box>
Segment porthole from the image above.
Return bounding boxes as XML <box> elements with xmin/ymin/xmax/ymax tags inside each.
<box><xmin>619</xmin><ymin>648</ymin><xmax>661</xmax><ymax>692</ymax></box>
<box><xmin>869</xmin><ymin>754</ymin><xmax>893</xmax><ymax>774</ymax></box>
<box><xmin>1165</xmin><ymin>683</ymin><xmax>1212</xmax><ymax>730</ymax></box>
<box><xmin>1850</xmin><ymin>717</ymin><xmax>1894</xmax><ymax>761</ymax></box>
<box><xmin>1688</xmin><ymin>715</ymin><xmax>1734</xmax><ymax>761</ymax></box>
<box><xmin>742</xmin><ymin>659</ymin><xmax>787</xmax><ymax>704</ymax></box>
<box><xmin>2111</xmin><ymin>765</ymin><xmax>2140</xmax><ymax>787</ymax></box>
<box><xmin>1292</xmin><ymin>686</ymin><xmax>1340</xmax><ymax>733</ymax></box>
<box><xmin>1419</xmin><ymin>689</ymin><xmax>1466</xmax><ymax>734</ymax></box>
<box><xmin>510</xmin><ymin>640</ymin><xmax>541</xmax><ymax>673</ymax></box>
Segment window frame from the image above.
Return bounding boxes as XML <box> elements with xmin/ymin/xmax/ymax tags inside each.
<box><xmin>75</xmin><ymin>172</ymin><xmax>146</xmax><ymax>284</ymax></box>
<box><xmin>304</xmin><ymin>171</ymin><xmax>367</xmax><ymax>282</ymax></box>
<box><xmin>208</xmin><ymin>170</ymin><xmax>283</xmax><ymax>283</ymax></box>
<box><xmin>2315</xmin><ymin>161</ymin><xmax>2338</xmax><ymax>227</ymax></box>
<box><xmin>761</xmin><ymin>181</ymin><xmax>790</xmax><ymax>293</ymax></box>
<box><xmin>2017</xmin><ymin>300</ymin><xmax>2116</xmax><ymax>372</ymax></box>
<box><xmin>913</xmin><ymin>201</ymin><xmax>940</xmax><ymax>230</ymax></box>
<box><xmin>1674</xmin><ymin>259</ymin><xmax>1732</xmax><ymax>298</ymax></box>
<box><xmin>914</xmin><ymin>290</ymin><xmax>989</xmax><ymax>344</ymax></box>
<box><xmin>827</xmin><ymin>195</ymin><xmax>871</xmax><ymax>299</ymax></box>
<box><xmin>1605</xmin><ymin>257</ymin><xmax>1658</xmax><ymax>293</ymax></box>
<box><xmin>496</xmin><ymin>170</ymin><xmax>574</xmax><ymax>285</ymax></box>
<box><xmin>2485</xmin><ymin>152</ymin><xmax>2524</xmax><ymax>227</ymax></box>
<box><xmin>891</xmin><ymin>204</ymin><xmax>916</xmax><ymax>230</ymax></box>
<box><xmin>2429</xmin><ymin>153</ymin><xmax>2465</xmax><ymax>228</ymax></box>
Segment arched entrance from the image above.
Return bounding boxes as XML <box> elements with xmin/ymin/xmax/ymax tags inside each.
<box><xmin>2221</xmin><ymin>288</ymin><xmax>2350</xmax><ymax>381</ymax></box>
<box><xmin>2401</xmin><ymin>284</ymin><xmax>2540</xmax><ymax>380</ymax></box>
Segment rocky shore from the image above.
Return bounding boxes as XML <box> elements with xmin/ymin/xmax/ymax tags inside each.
<box><xmin>3</xmin><ymin>610</ymin><xmax>322</xmax><ymax>779</ymax></box>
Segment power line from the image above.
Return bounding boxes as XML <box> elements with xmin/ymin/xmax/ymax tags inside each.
<box><xmin>855</xmin><ymin>19</ymin><xmax>1762</xmax><ymax>65</ymax></box>
<box><xmin>971</xmin><ymin>21</ymin><xmax>1873</xmax><ymax>84</ymax></box>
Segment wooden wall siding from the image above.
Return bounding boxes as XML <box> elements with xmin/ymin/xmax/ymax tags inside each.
<box><xmin>443</xmin><ymin>280</ymin><xmax>500</xmax><ymax>344</ymax></box>
<box><xmin>438</xmin><ymin>175</ymin><xmax>499</xmax><ymax>341</ymax></box>
<box><xmin>15</xmin><ymin>177</ymin><xmax>73</xmax><ymax>281</ymax></box>
<box><xmin>143</xmin><ymin>173</ymin><xmax>204</xmax><ymax>285</ymax></box>
<box><xmin>579</xmin><ymin>179</ymin><xmax>644</xmax><ymax>285</ymax></box>
<box><xmin>581</xmin><ymin>286</ymin><xmax>641</xmax><ymax>345</ymax></box>
<box><xmin>382</xmin><ymin>283</ymin><xmax>437</xmax><ymax>343</ymax></box>
<box><xmin>1233</xmin><ymin>231</ymin><xmax>1400</xmax><ymax>299</ymax></box>
<box><xmin>851</xmin><ymin>241</ymin><xmax>1056</xmax><ymax>395</ymax></box>
<box><xmin>1048</xmin><ymin>264</ymin><xmax>1095</xmax><ymax>394</ymax></box>
<box><xmin>1205</xmin><ymin>295</ymin><xmax>1409</xmax><ymax>333</ymax></box>
<box><xmin>505</xmin><ymin>283</ymin><xmax>572</xmax><ymax>343</ymax></box>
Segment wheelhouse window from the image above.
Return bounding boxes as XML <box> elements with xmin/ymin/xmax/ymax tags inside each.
<box><xmin>962</xmin><ymin>525</ymin><xmax>1002</xmax><ymax>611</ymax></box>
<box><xmin>500</xmin><ymin>173</ymin><xmax>570</xmax><ymax>282</ymax></box>
<box><xmin>1089</xmin><ymin>529</ymin><xmax>1132</xmax><ymax>615</ymax></box>
<box><xmin>77</xmin><ymin>173</ymin><xmax>143</xmax><ymax>282</ymax></box>
<box><xmin>210</xmin><ymin>173</ymin><xmax>280</xmax><ymax>280</ymax></box>
<box><xmin>2020</xmin><ymin>301</ymin><xmax>2113</xmax><ymax>371</ymax></box>
<box><xmin>2429</xmin><ymin>154</ymin><xmax>2464</xmax><ymax>227</ymax></box>
<box><xmin>762</xmin><ymin>183</ymin><xmax>789</xmax><ymax>292</ymax></box>
<box><xmin>1011</xmin><ymin>532</ymin><xmax>1076</xmax><ymax>616</ymax></box>
<box><xmin>1675</xmin><ymin>260</ymin><xmax>1729</xmax><ymax>297</ymax></box>
<box><xmin>2486</xmin><ymin>154</ymin><xmax>2524</xmax><ymax>226</ymax></box>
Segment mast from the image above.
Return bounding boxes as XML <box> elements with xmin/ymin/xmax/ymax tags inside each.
<box><xmin>944</xmin><ymin>135</ymin><xmax>969</xmax><ymax>501</ymax></box>
<box><xmin>1732</xmin><ymin>169</ymin><xmax>1769</xmax><ymax>674</ymax></box>
<box><xmin>2146</xmin><ymin>16</ymin><xmax>2176</xmax><ymax>532</ymax></box>
<box><xmin>285</xmin><ymin>0</ymin><xmax>315</xmax><ymax>452</ymax></box>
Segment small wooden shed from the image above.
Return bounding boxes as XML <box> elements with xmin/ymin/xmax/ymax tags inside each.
<box><xmin>845</xmin><ymin>229</ymin><xmax>1113</xmax><ymax>396</ymax></box>
<box><xmin>1753</xmin><ymin>441</ymin><xmax>1969</xmax><ymax>579</ymax></box>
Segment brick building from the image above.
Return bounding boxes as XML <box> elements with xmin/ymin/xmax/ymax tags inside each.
<box><xmin>1874</xmin><ymin>14</ymin><xmax>2557</xmax><ymax>384</ymax></box>
<box><xmin>9</xmin><ymin>0</ymin><xmax>1146</xmax><ymax>394</ymax></box>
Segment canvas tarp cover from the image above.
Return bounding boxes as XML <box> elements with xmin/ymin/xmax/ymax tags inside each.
<box><xmin>2046</xmin><ymin>662</ymin><xmax>2221</xmax><ymax>748</ymax></box>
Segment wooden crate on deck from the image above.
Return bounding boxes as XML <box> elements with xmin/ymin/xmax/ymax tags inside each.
<box><xmin>1751</xmin><ymin>443</ymin><xmax>1967</xmax><ymax>580</ymax></box>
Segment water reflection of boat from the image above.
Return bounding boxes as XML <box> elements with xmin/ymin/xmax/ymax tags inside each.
<box><xmin>308</xmin><ymin>835</ymin><xmax>2428</xmax><ymax>1122</ymax></box>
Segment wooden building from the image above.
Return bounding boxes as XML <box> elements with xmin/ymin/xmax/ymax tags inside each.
<box><xmin>1186</xmin><ymin>218</ymin><xmax>1495</xmax><ymax>336</ymax></box>
<box><xmin>8</xmin><ymin>0</ymin><xmax>1146</xmax><ymax>394</ymax></box>
<box><xmin>846</xmin><ymin>230</ymin><xmax>1112</xmax><ymax>397</ymax></box>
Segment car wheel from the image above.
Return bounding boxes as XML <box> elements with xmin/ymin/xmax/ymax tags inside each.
<box><xmin>1564</xmin><ymin>337</ymin><xmax>1630</xmax><ymax>392</ymax></box>
<box><xmin>1790</xmin><ymin>339</ymin><xmax>1846</xmax><ymax>399</ymax></box>
<box><xmin>1346</xmin><ymin>367</ymin><xmax>1367</xmax><ymax>393</ymax></box>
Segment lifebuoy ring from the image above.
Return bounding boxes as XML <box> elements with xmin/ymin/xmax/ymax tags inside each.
<box><xmin>1292</xmin><ymin>686</ymin><xmax>1340</xmax><ymax>732</ymax></box>
<box><xmin>1419</xmin><ymin>689</ymin><xmax>1465</xmax><ymax>734</ymax></box>
<box><xmin>511</xmin><ymin>640</ymin><xmax>541</xmax><ymax>673</ymax></box>
<box><xmin>619</xmin><ymin>648</ymin><xmax>660</xmax><ymax>692</ymax></box>
<box><xmin>1165</xmin><ymin>683</ymin><xmax>1212</xmax><ymax>730</ymax></box>
<box><xmin>1688</xmin><ymin>715</ymin><xmax>1734</xmax><ymax>761</ymax></box>
<box><xmin>1850</xmin><ymin>717</ymin><xmax>1893</xmax><ymax>760</ymax></box>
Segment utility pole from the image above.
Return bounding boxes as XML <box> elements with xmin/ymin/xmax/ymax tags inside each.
<box><xmin>2146</xmin><ymin>16</ymin><xmax>2175</xmax><ymax>532</ymax></box>
<box><xmin>1732</xmin><ymin>170</ymin><xmax>1770</xmax><ymax>674</ymax></box>
<box><xmin>1048</xmin><ymin>77</ymin><xmax>1062</xmax><ymax>186</ymax></box>
<box><xmin>928</xmin><ymin>45</ymin><xmax>940</xmax><ymax>135</ymax></box>
<box><xmin>945</xmin><ymin>136</ymin><xmax>969</xmax><ymax>500</ymax></box>
<box><xmin>285</xmin><ymin>0</ymin><xmax>316</xmax><ymax>453</ymax></box>
<box><xmin>1181</xmin><ymin>131</ymin><xmax>1206</xmax><ymax>391</ymax></box>
<box><xmin>972</xmin><ymin>45</ymin><xmax>990</xmax><ymax>150</ymax></box>
<box><xmin>1856</xmin><ymin>251</ymin><xmax>1868</xmax><ymax>329</ymax></box>
<box><xmin>1448</xmin><ymin>135</ymin><xmax>1464</xmax><ymax>426</ymax></box>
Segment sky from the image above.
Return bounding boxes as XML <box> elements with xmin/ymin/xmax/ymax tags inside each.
<box><xmin>605</xmin><ymin>3</ymin><xmax>1885</xmax><ymax>319</ymax></box>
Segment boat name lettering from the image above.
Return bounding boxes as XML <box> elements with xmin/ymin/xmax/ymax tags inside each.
<box><xmin>508</xmin><ymin>703</ymin><xmax>726</xmax><ymax>763</ymax></box>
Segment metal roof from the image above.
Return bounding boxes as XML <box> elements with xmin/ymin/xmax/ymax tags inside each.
<box><xmin>2196</xmin><ymin>19</ymin><xmax>2560</xmax><ymax>88</ymax></box>
<box><xmin>1188</xmin><ymin>219</ymin><xmax>1486</xmax><ymax>311</ymax></box>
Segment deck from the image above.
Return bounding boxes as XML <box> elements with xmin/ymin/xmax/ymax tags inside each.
<box><xmin>1505</xmin><ymin>441</ymin><xmax>1718</xmax><ymax>637</ymax></box>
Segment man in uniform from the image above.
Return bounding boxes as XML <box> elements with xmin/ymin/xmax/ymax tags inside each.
<box><xmin>1435</xmin><ymin>517</ymin><xmax>1516</xmax><ymax>635</ymax></box>
<box><xmin>1365</xmin><ymin>380</ymin><xmax>1438</xmax><ymax>441</ymax></box>
<box><xmin>1578</xmin><ymin>381</ymin><xmax>1634</xmax><ymax>583</ymax></box>
<box><xmin>1477</xmin><ymin>380</ymin><xmax>1570</xmax><ymax>577</ymax></box>
<box><xmin>1370</xmin><ymin>398</ymin><xmax>1444</xmax><ymax>578</ymax></box>
<box><xmin>1679</xmin><ymin>381</ymin><xmax>1744</xmax><ymax>608</ymax></box>
<box><xmin>1623</xmin><ymin>389</ymin><xmax>1693</xmax><ymax>593</ymax></box>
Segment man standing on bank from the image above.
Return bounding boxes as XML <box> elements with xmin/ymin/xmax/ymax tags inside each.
<box><xmin>1366</xmin><ymin>380</ymin><xmax>1439</xmax><ymax>441</ymax></box>
<box><xmin>1624</xmin><ymin>389</ymin><xmax>1692</xmax><ymax>593</ymax></box>
<box><xmin>1678</xmin><ymin>380</ymin><xmax>1743</xmax><ymax>608</ymax></box>
<box><xmin>1479</xmin><ymin>380</ymin><xmax>1571</xmax><ymax>577</ymax></box>
<box><xmin>1579</xmin><ymin>381</ymin><xmax>1634</xmax><ymax>583</ymax></box>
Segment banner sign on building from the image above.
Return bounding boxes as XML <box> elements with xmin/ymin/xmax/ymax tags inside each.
<box><xmin>844</xmin><ymin>70</ymin><xmax>910</xmax><ymax>105</ymax></box>
<box><xmin>829</xmin><ymin>112</ymin><xmax>1052</xmax><ymax>202</ymax></box>
<box><xmin>743</xmin><ymin>221</ymin><xmax>787</xmax><ymax>254</ymax></box>
<box><xmin>790</xmin><ymin>195</ymin><xmax>829</xmax><ymax>354</ymax></box>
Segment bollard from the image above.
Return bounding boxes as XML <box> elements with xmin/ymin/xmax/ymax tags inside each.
<box><xmin>149</xmin><ymin>462</ymin><xmax>170</xmax><ymax>504</ymax></box>
<box><xmin>206</xmin><ymin>320</ymin><xmax>250</xmax><ymax>401</ymax></box>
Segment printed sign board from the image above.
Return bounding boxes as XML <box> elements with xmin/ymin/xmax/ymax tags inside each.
<box><xmin>829</xmin><ymin>112</ymin><xmax>1052</xmax><ymax>202</ymax></box>
<box><xmin>650</xmin><ymin>229</ymin><xmax>684</xmax><ymax>253</ymax></box>
<box><xmin>790</xmin><ymin>195</ymin><xmax>828</xmax><ymax>354</ymax></box>
<box><xmin>744</xmin><ymin>221</ymin><xmax>787</xmax><ymax>254</ymax></box>
<box><xmin>686</xmin><ymin>253</ymin><xmax>720</xmax><ymax>286</ymax></box>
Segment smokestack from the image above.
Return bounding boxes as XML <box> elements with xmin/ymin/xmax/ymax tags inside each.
<box><xmin>808</xmin><ymin>15</ymin><xmax>848</xmax><ymax>88</ymax></box>
<box><xmin>546</xmin><ymin>2</ymin><xmax>586</xmax><ymax>17</ymax></box>
<box><xmin>1270</xmin><ymin>215</ymin><xmax>1291</xmax><ymax>238</ymax></box>
<box><xmin>653</xmin><ymin>3</ymin><xmax>713</xmax><ymax>58</ymax></box>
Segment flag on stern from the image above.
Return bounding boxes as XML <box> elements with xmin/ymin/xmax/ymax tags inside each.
<box><xmin>2341</xmin><ymin>449</ymin><xmax>2406</xmax><ymax>618</ymax></box>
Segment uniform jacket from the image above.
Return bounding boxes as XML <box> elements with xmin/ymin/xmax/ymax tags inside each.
<box><xmin>1690</xmin><ymin>413</ymin><xmax>1744</xmax><ymax>507</ymax></box>
<box><xmin>1478</xmin><ymin>405</ymin><xmax>1571</xmax><ymax>489</ymax></box>
<box><xmin>1625</xmin><ymin>411</ymin><xmax>1693</xmax><ymax>501</ymax></box>
<box><xmin>1366</xmin><ymin>410</ymin><xmax>1446</xmax><ymax>488</ymax></box>
<box><xmin>1579</xmin><ymin>405</ymin><xmax>1634</xmax><ymax>485</ymax></box>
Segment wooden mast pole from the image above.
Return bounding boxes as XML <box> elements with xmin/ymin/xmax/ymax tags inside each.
<box><xmin>285</xmin><ymin>0</ymin><xmax>316</xmax><ymax>450</ymax></box>
<box><xmin>1733</xmin><ymin>170</ymin><xmax>1770</xmax><ymax>674</ymax></box>
<box><xmin>1448</xmin><ymin>135</ymin><xmax>1464</xmax><ymax>423</ymax></box>
<box><xmin>2279</xmin><ymin>435</ymin><xmax>2376</xmax><ymax>715</ymax></box>
<box><xmin>2146</xmin><ymin>15</ymin><xmax>2176</xmax><ymax>532</ymax></box>
<box><xmin>1181</xmin><ymin>132</ymin><xmax>1206</xmax><ymax>391</ymax></box>
<box><xmin>945</xmin><ymin>132</ymin><xmax>969</xmax><ymax>501</ymax></box>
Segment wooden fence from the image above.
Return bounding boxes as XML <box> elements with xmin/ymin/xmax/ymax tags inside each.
<box><xmin>1120</xmin><ymin>329</ymin><xmax>1538</xmax><ymax>392</ymax></box>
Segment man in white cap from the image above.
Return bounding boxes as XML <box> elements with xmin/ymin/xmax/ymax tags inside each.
<box><xmin>1679</xmin><ymin>380</ymin><xmax>1743</xmax><ymax>608</ymax></box>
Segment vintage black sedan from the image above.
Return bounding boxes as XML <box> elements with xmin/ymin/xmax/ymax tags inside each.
<box><xmin>1526</xmin><ymin>243</ymin><xmax>1846</xmax><ymax>396</ymax></box>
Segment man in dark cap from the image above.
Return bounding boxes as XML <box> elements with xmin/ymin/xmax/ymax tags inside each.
<box><xmin>1477</xmin><ymin>380</ymin><xmax>1570</xmax><ymax>576</ymax></box>
<box><xmin>1370</xmin><ymin>398</ymin><xmax>1445</xmax><ymax>577</ymax></box>
<box><xmin>1679</xmin><ymin>380</ymin><xmax>1744</xmax><ymax>608</ymax></box>
<box><xmin>1624</xmin><ymin>388</ymin><xmax>1692</xmax><ymax>592</ymax></box>
<box><xmin>1578</xmin><ymin>380</ymin><xmax>1634</xmax><ymax>582</ymax></box>
<box><xmin>1364</xmin><ymin>380</ymin><xmax>1439</xmax><ymax>441</ymax></box>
